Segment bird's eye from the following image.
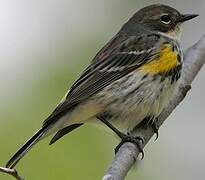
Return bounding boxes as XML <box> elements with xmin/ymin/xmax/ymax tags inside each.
<box><xmin>160</xmin><ymin>14</ymin><xmax>172</xmax><ymax>24</ymax></box>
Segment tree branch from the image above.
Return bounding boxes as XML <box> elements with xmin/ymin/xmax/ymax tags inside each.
<box><xmin>0</xmin><ymin>167</ymin><xmax>23</xmax><ymax>180</ymax></box>
<box><xmin>103</xmin><ymin>35</ymin><xmax>205</xmax><ymax>180</ymax></box>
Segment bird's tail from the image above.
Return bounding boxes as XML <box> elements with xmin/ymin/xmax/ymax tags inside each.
<box><xmin>6</xmin><ymin>126</ymin><xmax>48</xmax><ymax>169</ymax></box>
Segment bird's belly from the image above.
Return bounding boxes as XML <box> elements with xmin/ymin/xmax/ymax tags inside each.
<box><xmin>95</xmin><ymin>72</ymin><xmax>179</xmax><ymax>132</ymax></box>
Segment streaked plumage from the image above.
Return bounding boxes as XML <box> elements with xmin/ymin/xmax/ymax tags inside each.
<box><xmin>6</xmin><ymin>4</ymin><xmax>198</xmax><ymax>169</ymax></box>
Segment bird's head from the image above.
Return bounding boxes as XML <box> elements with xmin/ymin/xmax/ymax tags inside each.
<box><xmin>123</xmin><ymin>4</ymin><xmax>198</xmax><ymax>41</ymax></box>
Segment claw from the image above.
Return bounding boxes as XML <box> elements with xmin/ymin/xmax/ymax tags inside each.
<box><xmin>140</xmin><ymin>149</ymin><xmax>145</xmax><ymax>160</ymax></box>
<box><xmin>151</xmin><ymin>122</ymin><xmax>159</xmax><ymax>140</ymax></box>
<box><xmin>155</xmin><ymin>131</ymin><xmax>159</xmax><ymax>141</ymax></box>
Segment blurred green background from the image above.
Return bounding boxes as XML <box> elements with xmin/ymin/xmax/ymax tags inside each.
<box><xmin>0</xmin><ymin>0</ymin><xmax>204</xmax><ymax>179</ymax></box>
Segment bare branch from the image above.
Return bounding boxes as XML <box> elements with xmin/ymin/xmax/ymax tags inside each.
<box><xmin>0</xmin><ymin>167</ymin><xmax>24</xmax><ymax>180</ymax></box>
<box><xmin>103</xmin><ymin>35</ymin><xmax>205</xmax><ymax>180</ymax></box>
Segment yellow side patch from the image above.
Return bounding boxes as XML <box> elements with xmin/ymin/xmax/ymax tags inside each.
<box><xmin>140</xmin><ymin>44</ymin><xmax>180</xmax><ymax>75</ymax></box>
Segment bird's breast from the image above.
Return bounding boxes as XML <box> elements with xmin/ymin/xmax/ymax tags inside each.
<box><xmin>95</xmin><ymin>67</ymin><xmax>181</xmax><ymax>132</ymax></box>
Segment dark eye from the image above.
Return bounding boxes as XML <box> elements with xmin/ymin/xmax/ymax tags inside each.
<box><xmin>160</xmin><ymin>14</ymin><xmax>172</xmax><ymax>24</ymax></box>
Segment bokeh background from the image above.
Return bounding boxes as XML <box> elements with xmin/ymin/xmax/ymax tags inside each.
<box><xmin>0</xmin><ymin>0</ymin><xmax>204</xmax><ymax>179</ymax></box>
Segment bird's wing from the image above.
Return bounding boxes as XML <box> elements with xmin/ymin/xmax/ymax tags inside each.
<box><xmin>43</xmin><ymin>33</ymin><xmax>161</xmax><ymax>127</ymax></box>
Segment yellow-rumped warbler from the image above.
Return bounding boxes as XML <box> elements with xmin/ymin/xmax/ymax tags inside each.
<box><xmin>6</xmin><ymin>4</ymin><xmax>198</xmax><ymax>168</ymax></box>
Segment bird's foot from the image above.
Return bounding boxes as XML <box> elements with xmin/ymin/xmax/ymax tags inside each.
<box><xmin>115</xmin><ymin>133</ymin><xmax>144</xmax><ymax>159</ymax></box>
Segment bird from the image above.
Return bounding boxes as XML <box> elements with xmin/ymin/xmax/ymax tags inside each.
<box><xmin>6</xmin><ymin>4</ymin><xmax>198</xmax><ymax>169</ymax></box>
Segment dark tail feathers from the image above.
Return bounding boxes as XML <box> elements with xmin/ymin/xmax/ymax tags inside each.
<box><xmin>6</xmin><ymin>127</ymin><xmax>46</xmax><ymax>169</ymax></box>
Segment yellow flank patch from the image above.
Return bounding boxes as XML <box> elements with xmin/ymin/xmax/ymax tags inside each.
<box><xmin>140</xmin><ymin>44</ymin><xmax>180</xmax><ymax>75</ymax></box>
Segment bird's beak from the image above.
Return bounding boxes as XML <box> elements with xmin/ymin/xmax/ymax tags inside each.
<box><xmin>178</xmin><ymin>14</ymin><xmax>199</xmax><ymax>22</ymax></box>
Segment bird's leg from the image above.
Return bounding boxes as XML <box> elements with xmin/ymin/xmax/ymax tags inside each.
<box><xmin>97</xmin><ymin>115</ymin><xmax>144</xmax><ymax>157</ymax></box>
<box><xmin>97</xmin><ymin>115</ymin><xmax>126</xmax><ymax>139</ymax></box>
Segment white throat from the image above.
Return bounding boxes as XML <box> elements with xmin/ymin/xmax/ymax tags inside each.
<box><xmin>159</xmin><ymin>24</ymin><xmax>182</xmax><ymax>42</ymax></box>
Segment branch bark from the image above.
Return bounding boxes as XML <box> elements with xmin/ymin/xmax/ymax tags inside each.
<box><xmin>103</xmin><ymin>35</ymin><xmax>205</xmax><ymax>180</ymax></box>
